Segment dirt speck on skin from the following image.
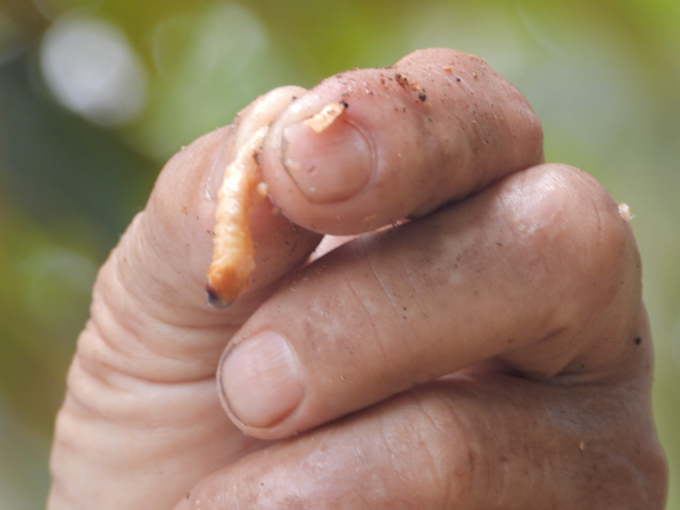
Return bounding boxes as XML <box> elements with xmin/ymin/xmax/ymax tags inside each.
<box><xmin>618</xmin><ymin>202</ymin><xmax>634</xmax><ymax>221</ymax></box>
<box><xmin>396</xmin><ymin>73</ymin><xmax>422</xmax><ymax>92</ymax></box>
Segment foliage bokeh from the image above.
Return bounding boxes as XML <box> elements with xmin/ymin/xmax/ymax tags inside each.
<box><xmin>0</xmin><ymin>0</ymin><xmax>678</xmax><ymax>508</ymax></box>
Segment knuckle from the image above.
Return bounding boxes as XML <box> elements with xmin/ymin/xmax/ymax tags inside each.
<box><xmin>629</xmin><ymin>441</ymin><xmax>668</xmax><ymax>508</ymax></box>
<box><xmin>587</xmin><ymin>435</ymin><xmax>667</xmax><ymax>508</ymax></box>
<box><xmin>497</xmin><ymin>164</ymin><xmax>642</xmax><ymax>377</ymax></box>
<box><xmin>391</xmin><ymin>391</ymin><xmax>483</xmax><ymax>507</ymax></box>
<box><xmin>505</xmin><ymin>164</ymin><xmax>639</xmax><ymax>315</ymax></box>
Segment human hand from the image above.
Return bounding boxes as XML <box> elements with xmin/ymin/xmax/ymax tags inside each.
<box><xmin>47</xmin><ymin>48</ymin><xmax>667</xmax><ymax>509</ymax></box>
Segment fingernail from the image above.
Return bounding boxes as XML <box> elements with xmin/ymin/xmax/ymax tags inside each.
<box><xmin>219</xmin><ymin>330</ymin><xmax>303</xmax><ymax>428</ymax></box>
<box><xmin>282</xmin><ymin>118</ymin><xmax>373</xmax><ymax>203</ymax></box>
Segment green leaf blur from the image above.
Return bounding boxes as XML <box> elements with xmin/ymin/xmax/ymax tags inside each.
<box><xmin>0</xmin><ymin>0</ymin><xmax>678</xmax><ymax>507</ymax></box>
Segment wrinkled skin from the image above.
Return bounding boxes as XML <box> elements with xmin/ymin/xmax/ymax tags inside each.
<box><xmin>47</xmin><ymin>49</ymin><xmax>667</xmax><ymax>510</ymax></box>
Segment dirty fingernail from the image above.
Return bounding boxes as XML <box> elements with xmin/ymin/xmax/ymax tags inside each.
<box><xmin>219</xmin><ymin>330</ymin><xmax>303</xmax><ymax>429</ymax></box>
<box><xmin>282</xmin><ymin>118</ymin><xmax>373</xmax><ymax>203</ymax></box>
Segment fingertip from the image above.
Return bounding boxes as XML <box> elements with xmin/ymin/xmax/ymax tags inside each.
<box><xmin>261</xmin><ymin>49</ymin><xmax>544</xmax><ymax>236</ymax></box>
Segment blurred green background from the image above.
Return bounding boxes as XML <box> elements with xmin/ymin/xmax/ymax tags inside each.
<box><xmin>0</xmin><ymin>0</ymin><xmax>678</xmax><ymax>507</ymax></box>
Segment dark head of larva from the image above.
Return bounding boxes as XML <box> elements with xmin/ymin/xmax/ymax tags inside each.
<box><xmin>206</xmin><ymin>284</ymin><xmax>231</xmax><ymax>308</ymax></box>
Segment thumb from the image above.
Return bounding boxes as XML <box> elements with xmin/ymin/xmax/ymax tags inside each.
<box><xmin>96</xmin><ymin>85</ymin><xmax>322</xmax><ymax>382</ymax></box>
<box><xmin>48</xmin><ymin>86</ymin><xmax>321</xmax><ymax>510</ymax></box>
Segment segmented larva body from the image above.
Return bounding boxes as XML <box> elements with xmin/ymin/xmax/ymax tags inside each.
<box><xmin>206</xmin><ymin>101</ymin><xmax>346</xmax><ymax>307</ymax></box>
<box><xmin>207</xmin><ymin>126</ymin><xmax>269</xmax><ymax>307</ymax></box>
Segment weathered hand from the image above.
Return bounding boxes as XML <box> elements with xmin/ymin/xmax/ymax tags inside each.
<box><xmin>47</xmin><ymin>49</ymin><xmax>666</xmax><ymax>510</ymax></box>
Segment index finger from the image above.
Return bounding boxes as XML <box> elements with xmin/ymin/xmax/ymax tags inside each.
<box><xmin>261</xmin><ymin>48</ymin><xmax>543</xmax><ymax>234</ymax></box>
<box><xmin>217</xmin><ymin>164</ymin><xmax>644</xmax><ymax>440</ymax></box>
